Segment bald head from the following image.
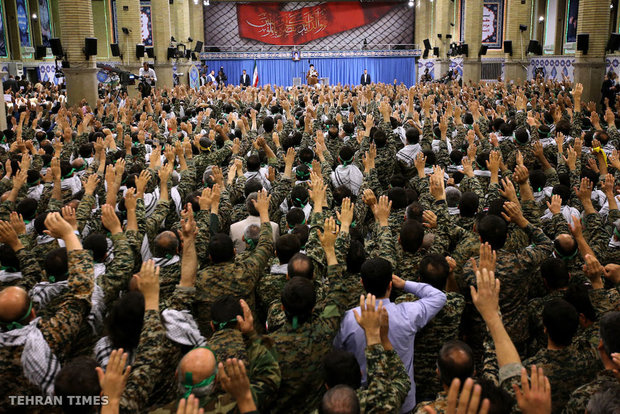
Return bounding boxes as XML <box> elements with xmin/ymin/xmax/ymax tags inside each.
<box><xmin>178</xmin><ymin>347</ymin><xmax>217</xmax><ymax>386</ymax></box>
<box><xmin>153</xmin><ymin>231</ymin><xmax>179</xmax><ymax>258</ymax></box>
<box><xmin>319</xmin><ymin>385</ymin><xmax>360</xmax><ymax>414</ymax></box>
<box><xmin>0</xmin><ymin>286</ymin><xmax>31</xmax><ymax>324</ymax></box>
<box><xmin>554</xmin><ymin>233</ymin><xmax>577</xmax><ymax>258</ymax></box>
<box><xmin>437</xmin><ymin>340</ymin><xmax>474</xmax><ymax>388</ymax></box>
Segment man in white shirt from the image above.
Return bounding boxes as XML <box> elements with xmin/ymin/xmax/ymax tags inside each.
<box><xmin>230</xmin><ymin>192</ymin><xmax>279</xmax><ymax>253</ymax></box>
<box><xmin>139</xmin><ymin>62</ymin><xmax>157</xmax><ymax>86</ymax></box>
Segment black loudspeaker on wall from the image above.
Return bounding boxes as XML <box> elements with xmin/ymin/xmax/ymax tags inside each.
<box><xmin>145</xmin><ymin>47</ymin><xmax>154</xmax><ymax>58</ymax></box>
<box><xmin>136</xmin><ymin>44</ymin><xmax>145</xmax><ymax>59</ymax></box>
<box><xmin>608</xmin><ymin>33</ymin><xmax>620</xmax><ymax>52</ymax></box>
<box><xmin>423</xmin><ymin>39</ymin><xmax>431</xmax><ymax>50</ymax></box>
<box><xmin>527</xmin><ymin>40</ymin><xmax>542</xmax><ymax>55</ymax></box>
<box><xmin>110</xmin><ymin>43</ymin><xmax>121</xmax><ymax>57</ymax></box>
<box><xmin>50</xmin><ymin>38</ymin><xmax>63</xmax><ymax>57</ymax></box>
<box><xmin>194</xmin><ymin>40</ymin><xmax>203</xmax><ymax>53</ymax></box>
<box><xmin>503</xmin><ymin>40</ymin><xmax>513</xmax><ymax>55</ymax></box>
<box><xmin>84</xmin><ymin>38</ymin><xmax>98</xmax><ymax>57</ymax></box>
<box><xmin>577</xmin><ymin>33</ymin><xmax>589</xmax><ymax>55</ymax></box>
<box><xmin>167</xmin><ymin>47</ymin><xmax>176</xmax><ymax>59</ymax></box>
<box><xmin>34</xmin><ymin>46</ymin><xmax>47</xmax><ymax>60</ymax></box>
<box><xmin>433</xmin><ymin>47</ymin><xmax>439</xmax><ymax>57</ymax></box>
<box><xmin>422</xmin><ymin>49</ymin><xmax>429</xmax><ymax>59</ymax></box>
<box><xmin>461</xmin><ymin>43</ymin><xmax>469</xmax><ymax>57</ymax></box>
<box><xmin>478</xmin><ymin>45</ymin><xmax>488</xmax><ymax>56</ymax></box>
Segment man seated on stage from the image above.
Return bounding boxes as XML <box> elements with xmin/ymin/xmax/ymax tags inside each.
<box><xmin>240</xmin><ymin>69</ymin><xmax>251</xmax><ymax>87</ymax></box>
<box><xmin>139</xmin><ymin>62</ymin><xmax>157</xmax><ymax>86</ymax></box>
<box><xmin>307</xmin><ymin>64</ymin><xmax>319</xmax><ymax>86</ymax></box>
<box><xmin>361</xmin><ymin>69</ymin><xmax>371</xmax><ymax>86</ymax></box>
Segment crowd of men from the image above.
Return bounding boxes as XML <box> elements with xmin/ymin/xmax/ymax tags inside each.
<box><xmin>0</xmin><ymin>75</ymin><xmax>619</xmax><ymax>414</ymax></box>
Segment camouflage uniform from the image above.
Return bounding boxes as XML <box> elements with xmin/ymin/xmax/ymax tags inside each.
<box><xmin>358</xmin><ymin>344</ymin><xmax>411</xmax><ymax>414</ymax></box>
<box><xmin>201</xmin><ymin>330</ymin><xmax>281</xmax><ymax>412</ymax></box>
<box><xmin>523</xmin><ymin>346</ymin><xmax>601</xmax><ymax>414</ymax></box>
<box><xmin>119</xmin><ymin>309</ymin><xmax>169</xmax><ymax>413</ymax></box>
<box><xmin>267</xmin><ymin>264</ymin><xmax>348</xmax><ymax>414</ymax></box>
<box><xmin>414</xmin><ymin>391</ymin><xmax>448</xmax><ymax>414</ymax></box>
<box><xmin>194</xmin><ymin>223</ymin><xmax>274</xmax><ymax>336</ymax></box>
<box><xmin>0</xmin><ymin>249</ymin><xmax>93</xmax><ymax>411</ymax></box>
<box><xmin>564</xmin><ymin>370</ymin><xmax>619</xmax><ymax>414</ymax></box>
<box><xmin>526</xmin><ymin>290</ymin><xmax>565</xmax><ymax>358</ymax></box>
<box><xmin>408</xmin><ymin>292</ymin><xmax>465</xmax><ymax>402</ymax></box>
<box><xmin>193</xmin><ymin>141</ymin><xmax>233</xmax><ymax>181</ymax></box>
<box><xmin>460</xmin><ymin>223</ymin><xmax>553</xmax><ymax>360</ymax></box>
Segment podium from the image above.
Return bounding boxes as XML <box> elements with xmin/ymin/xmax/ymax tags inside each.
<box><xmin>293</xmin><ymin>77</ymin><xmax>301</xmax><ymax>86</ymax></box>
<box><xmin>320</xmin><ymin>77</ymin><xmax>329</xmax><ymax>86</ymax></box>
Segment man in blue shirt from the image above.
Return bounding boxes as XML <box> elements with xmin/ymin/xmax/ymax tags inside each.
<box><xmin>333</xmin><ymin>195</ymin><xmax>447</xmax><ymax>413</ymax></box>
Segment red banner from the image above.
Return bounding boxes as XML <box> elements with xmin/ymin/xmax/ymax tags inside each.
<box><xmin>237</xmin><ymin>2</ymin><xmax>397</xmax><ymax>45</ymax></box>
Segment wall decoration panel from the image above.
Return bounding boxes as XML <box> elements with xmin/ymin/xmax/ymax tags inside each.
<box><xmin>527</xmin><ymin>57</ymin><xmax>575</xmax><ymax>81</ymax></box>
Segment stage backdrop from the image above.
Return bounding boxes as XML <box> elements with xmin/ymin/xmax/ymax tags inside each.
<box><xmin>202</xmin><ymin>56</ymin><xmax>416</xmax><ymax>87</ymax></box>
<box><xmin>460</xmin><ymin>0</ymin><xmax>505</xmax><ymax>49</ymax></box>
<box><xmin>204</xmin><ymin>2</ymin><xmax>414</xmax><ymax>50</ymax></box>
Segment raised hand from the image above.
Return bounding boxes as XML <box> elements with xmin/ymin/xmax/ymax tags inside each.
<box><xmin>61</xmin><ymin>206</ymin><xmax>78</xmax><ymax>231</ymax></box>
<box><xmin>471</xmin><ymin>242</ymin><xmax>497</xmax><ymax>274</ymax></box>
<box><xmin>134</xmin><ymin>260</ymin><xmax>160</xmax><ymax>310</ymax></box>
<box><xmin>513</xmin><ymin>365</ymin><xmax>552</xmax><ymax>414</ymax></box>
<box><xmin>372</xmin><ymin>195</ymin><xmax>392</xmax><ymax>227</ymax></box>
<box><xmin>9</xmin><ymin>212</ymin><xmax>26</xmax><ymax>236</ymax></box>
<box><xmin>95</xmin><ymin>349</ymin><xmax>131</xmax><ymax>413</ymax></box>
<box><xmin>336</xmin><ymin>197</ymin><xmax>354</xmax><ymax>232</ymax></box>
<box><xmin>353</xmin><ymin>294</ymin><xmax>383</xmax><ymax>345</ymax></box>
<box><xmin>236</xmin><ymin>299</ymin><xmax>255</xmax><ymax>335</ymax></box>
<box><xmin>180</xmin><ymin>204</ymin><xmax>197</xmax><ymax>242</ymax></box>
<box><xmin>318</xmin><ymin>216</ymin><xmax>339</xmax><ymax>252</ymax></box>
<box><xmin>546</xmin><ymin>194</ymin><xmax>562</xmax><ymax>215</ymax></box>
<box><xmin>423</xmin><ymin>210</ymin><xmax>437</xmax><ymax>229</ymax></box>
<box><xmin>43</xmin><ymin>212</ymin><xmax>74</xmax><ymax>239</ymax></box>
<box><xmin>471</xmin><ymin>267</ymin><xmax>500</xmax><ymax>323</ymax></box>
<box><xmin>101</xmin><ymin>204</ymin><xmax>123</xmax><ymax>234</ymax></box>
<box><xmin>218</xmin><ymin>358</ymin><xmax>255</xmax><ymax>413</ymax></box>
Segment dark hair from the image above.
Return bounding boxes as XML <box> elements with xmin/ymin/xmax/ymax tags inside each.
<box><xmin>333</xmin><ymin>186</ymin><xmax>354</xmax><ymax>206</ymax></box>
<box><xmin>338</xmin><ymin>146</ymin><xmax>355</xmax><ymax>165</ymax></box>
<box><xmin>299</xmin><ymin>147</ymin><xmax>315</xmax><ymax>164</ymax></box>
<box><xmin>247</xmin><ymin>154</ymin><xmax>261</xmax><ymax>172</ymax></box>
<box><xmin>211</xmin><ymin>295</ymin><xmax>243</xmax><ymax>330</ymax></box>
<box><xmin>478</xmin><ymin>215</ymin><xmax>507</xmax><ymax>250</ymax></box>
<box><xmin>459</xmin><ymin>192</ymin><xmax>479</xmax><ymax>218</ymax></box>
<box><xmin>291</xmin><ymin>185</ymin><xmax>309</xmax><ymax>207</ymax></box>
<box><xmin>563</xmin><ymin>284</ymin><xmax>597</xmax><ymax>323</ymax></box>
<box><xmin>45</xmin><ymin>247</ymin><xmax>69</xmax><ymax>281</ymax></box>
<box><xmin>400</xmin><ymin>220</ymin><xmax>425</xmax><ymax>254</ymax></box>
<box><xmin>286</xmin><ymin>208</ymin><xmax>306</xmax><ymax>228</ymax></box>
<box><xmin>529</xmin><ymin>169</ymin><xmax>547</xmax><ymax>193</ymax></box>
<box><xmin>281</xmin><ymin>277</ymin><xmax>316</xmax><ymax>321</ymax></box>
<box><xmin>33</xmin><ymin>212</ymin><xmax>49</xmax><ymax>236</ymax></box>
<box><xmin>599</xmin><ymin>311</ymin><xmax>620</xmax><ymax>356</ymax></box>
<box><xmin>478</xmin><ymin>379</ymin><xmax>514</xmax><ymax>414</ymax></box>
<box><xmin>16</xmin><ymin>198</ymin><xmax>38</xmax><ymax>221</ymax></box>
<box><xmin>319</xmin><ymin>385</ymin><xmax>360</xmax><ymax>414</ymax></box>
<box><xmin>540</xmin><ymin>258</ymin><xmax>569</xmax><ymax>290</ymax></box>
<box><xmin>405</xmin><ymin>202</ymin><xmax>424</xmax><ymax>222</ymax></box>
<box><xmin>323</xmin><ymin>350</ymin><xmax>362</xmax><ymax>389</ymax></box>
<box><xmin>372</xmin><ymin>129</ymin><xmax>387</xmax><ymax>148</ymax></box>
<box><xmin>419</xmin><ymin>254</ymin><xmax>450</xmax><ymax>290</ymax></box>
<box><xmin>388</xmin><ymin>187</ymin><xmax>408</xmax><ymax>210</ymax></box>
<box><xmin>555</xmin><ymin>119</ymin><xmax>571</xmax><ymax>136</ymax></box>
<box><xmin>106</xmin><ymin>291</ymin><xmax>145</xmax><ymax>350</ymax></box>
<box><xmin>346</xmin><ymin>240</ymin><xmax>366</xmax><ymax>274</ymax></box>
<box><xmin>542</xmin><ymin>298</ymin><xmax>579</xmax><ymax>347</ymax></box>
<box><xmin>0</xmin><ymin>244</ymin><xmax>20</xmax><ymax>271</ymax></box>
<box><xmin>405</xmin><ymin>128</ymin><xmax>420</xmax><ymax>144</ymax></box>
<box><xmin>276</xmin><ymin>234</ymin><xmax>301</xmax><ymax>264</ymax></box>
<box><xmin>287</xmin><ymin>253</ymin><xmax>314</xmax><ymax>279</ymax></box>
<box><xmin>291</xmin><ymin>224</ymin><xmax>309</xmax><ymax>248</ymax></box>
<box><xmin>54</xmin><ymin>356</ymin><xmax>101</xmax><ymax>414</ymax></box>
<box><xmin>209</xmin><ymin>233</ymin><xmax>235</xmax><ymax>263</ymax></box>
<box><xmin>552</xmin><ymin>184</ymin><xmax>571</xmax><ymax>205</ymax></box>
<box><xmin>244</xmin><ymin>178</ymin><xmax>263</xmax><ymax>197</ymax></box>
<box><xmin>83</xmin><ymin>233</ymin><xmax>108</xmax><ymax>263</ymax></box>
<box><xmin>437</xmin><ymin>340</ymin><xmax>475</xmax><ymax>387</ymax></box>
<box><xmin>263</xmin><ymin>116</ymin><xmax>274</xmax><ymax>133</ymax></box>
<box><xmin>360</xmin><ymin>257</ymin><xmax>392</xmax><ymax>297</ymax></box>
<box><xmin>245</xmin><ymin>192</ymin><xmax>259</xmax><ymax>217</ymax></box>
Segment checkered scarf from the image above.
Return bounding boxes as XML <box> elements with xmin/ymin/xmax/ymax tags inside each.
<box><xmin>161</xmin><ymin>309</ymin><xmax>206</xmax><ymax>347</ymax></box>
<box><xmin>0</xmin><ymin>318</ymin><xmax>59</xmax><ymax>395</ymax></box>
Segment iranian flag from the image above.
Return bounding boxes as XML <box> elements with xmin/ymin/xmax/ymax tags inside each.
<box><xmin>252</xmin><ymin>60</ymin><xmax>259</xmax><ymax>87</ymax></box>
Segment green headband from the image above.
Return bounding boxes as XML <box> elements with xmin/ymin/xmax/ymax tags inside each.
<box><xmin>2</xmin><ymin>300</ymin><xmax>33</xmax><ymax>331</ymax></box>
<box><xmin>62</xmin><ymin>168</ymin><xmax>76</xmax><ymax>179</ymax></box>
<box><xmin>181</xmin><ymin>345</ymin><xmax>218</xmax><ymax>399</ymax></box>
<box><xmin>214</xmin><ymin>317</ymin><xmax>238</xmax><ymax>331</ymax></box>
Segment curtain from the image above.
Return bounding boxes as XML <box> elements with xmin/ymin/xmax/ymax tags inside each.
<box><xmin>203</xmin><ymin>57</ymin><xmax>416</xmax><ymax>87</ymax></box>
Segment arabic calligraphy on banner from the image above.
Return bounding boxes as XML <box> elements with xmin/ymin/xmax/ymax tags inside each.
<box><xmin>481</xmin><ymin>0</ymin><xmax>504</xmax><ymax>49</ymax></box>
<box><xmin>237</xmin><ymin>2</ymin><xmax>397</xmax><ymax>45</ymax></box>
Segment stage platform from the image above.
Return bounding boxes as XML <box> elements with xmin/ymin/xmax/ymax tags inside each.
<box><xmin>198</xmin><ymin>49</ymin><xmax>421</xmax><ymax>87</ymax></box>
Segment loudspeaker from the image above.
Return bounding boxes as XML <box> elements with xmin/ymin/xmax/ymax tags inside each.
<box><xmin>433</xmin><ymin>47</ymin><xmax>439</xmax><ymax>57</ymax></box>
<box><xmin>194</xmin><ymin>40</ymin><xmax>203</xmax><ymax>53</ymax></box>
<box><xmin>503</xmin><ymin>40</ymin><xmax>513</xmax><ymax>55</ymax></box>
<box><xmin>110</xmin><ymin>43</ymin><xmax>120</xmax><ymax>57</ymax></box>
<box><xmin>446</xmin><ymin>34</ymin><xmax>452</xmax><ymax>39</ymax></box>
<box><xmin>145</xmin><ymin>47</ymin><xmax>154</xmax><ymax>58</ymax></box>
<box><xmin>437</xmin><ymin>34</ymin><xmax>442</xmax><ymax>39</ymax></box>
<box><xmin>577</xmin><ymin>33</ymin><xmax>589</xmax><ymax>54</ymax></box>
<box><xmin>460</xmin><ymin>43</ymin><xmax>469</xmax><ymax>57</ymax></box>
<box><xmin>527</xmin><ymin>40</ymin><xmax>540</xmax><ymax>55</ymax></box>
<box><xmin>167</xmin><ymin>47</ymin><xmax>176</xmax><ymax>59</ymax></box>
<box><xmin>50</xmin><ymin>38</ymin><xmax>63</xmax><ymax>57</ymax></box>
<box><xmin>519</xmin><ymin>24</ymin><xmax>528</xmax><ymax>32</ymax></box>
<box><xmin>608</xmin><ymin>33</ymin><xmax>620</xmax><ymax>52</ymax></box>
<box><xmin>136</xmin><ymin>44</ymin><xmax>145</xmax><ymax>59</ymax></box>
<box><xmin>478</xmin><ymin>45</ymin><xmax>488</xmax><ymax>56</ymax></box>
<box><xmin>34</xmin><ymin>45</ymin><xmax>47</xmax><ymax>60</ymax></box>
<box><xmin>422</xmin><ymin>49</ymin><xmax>429</xmax><ymax>59</ymax></box>
<box><xmin>84</xmin><ymin>37</ymin><xmax>98</xmax><ymax>57</ymax></box>
<box><xmin>423</xmin><ymin>38</ymin><xmax>431</xmax><ymax>50</ymax></box>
